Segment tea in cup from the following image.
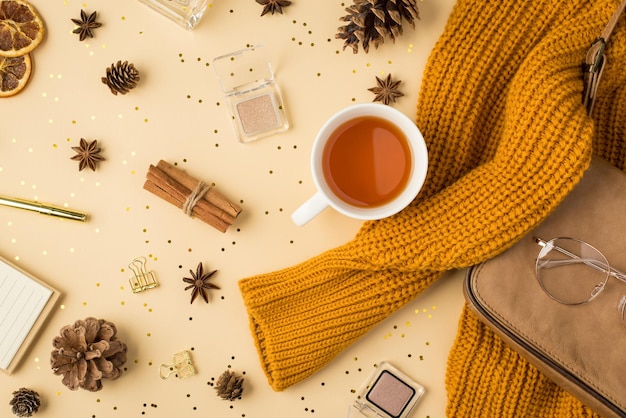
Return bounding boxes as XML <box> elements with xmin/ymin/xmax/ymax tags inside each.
<box><xmin>292</xmin><ymin>103</ymin><xmax>428</xmax><ymax>226</ymax></box>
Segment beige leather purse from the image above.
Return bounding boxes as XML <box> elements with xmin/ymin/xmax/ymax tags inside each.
<box><xmin>465</xmin><ymin>157</ymin><xmax>626</xmax><ymax>418</ymax></box>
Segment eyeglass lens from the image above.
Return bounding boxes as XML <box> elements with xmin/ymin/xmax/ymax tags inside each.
<box><xmin>536</xmin><ymin>238</ymin><xmax>610</xmax><ymax>305</ymax></box>
<box><xmin>619</xmin><ymin>296</ymin><xmax>626</xmax><ymax>328</ymax></box>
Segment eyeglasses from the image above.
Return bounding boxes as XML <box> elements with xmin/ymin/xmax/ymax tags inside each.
<box><xmin>535</xmin><ymin>237</ymin><xmax>626</xmax><ymax>327</ymax></box>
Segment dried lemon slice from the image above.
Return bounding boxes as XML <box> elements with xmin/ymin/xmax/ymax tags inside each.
<box><xmin>0</xmin><ymin>53</ymin><xmax>31</xmax><ymax>97</ymax></box>
<box><xmin>0</xmin><ymin>0</ymin><xmax>44</xmax><ymax>57</ymax></box>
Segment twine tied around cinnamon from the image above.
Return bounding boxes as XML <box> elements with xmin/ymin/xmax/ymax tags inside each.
<box><xmin>182</xmin><ymin>181</ymin><xmax>211</xmax><ymax>216</ymax></box>
<box><xmin>143</xmin><ymin>160</ymin><xmax>242</xmax><ymax>232</ymax></box>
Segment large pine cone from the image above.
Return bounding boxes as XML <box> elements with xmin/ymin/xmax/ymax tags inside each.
<box><xmin>101</xmin><ymin>60</ymin><xmax>140</xmax><ymax>95</ymax></box>
<box><xmin>50</xmin><ymin>317</ymin><xmax>127</xmax><ymax>392</ymax></box>
<box><xmin>336</xmin><ymin>0</ymin><xmax>420</xmax><ymax>53</ymax></box>
<box><xmin>9</xmin><ymin>388</ymin><xmax>41</xmax><ymax>417</ymax></box>
<box><xmin>215</xmin><ymin>370</ymin><xmax>244</xmax><ymax>401</ymax></box>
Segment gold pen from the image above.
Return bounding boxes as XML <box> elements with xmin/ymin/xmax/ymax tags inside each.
<box><xmin>0</xmin><ymin>195</ymin><xmax>87</xmax><ymax>222</ymax></box>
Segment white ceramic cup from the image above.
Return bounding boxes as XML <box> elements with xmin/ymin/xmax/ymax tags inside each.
<box><xmin>291</xmin><ymin>103</ymin><xmax>428</xmax><ymax>226</ymax></box>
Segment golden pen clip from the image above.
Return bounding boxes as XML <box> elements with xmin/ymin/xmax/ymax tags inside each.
<box><xmin>0</xmin><ymin>195</ymin><xmax>87</xmax><ymax>222</ymax></box>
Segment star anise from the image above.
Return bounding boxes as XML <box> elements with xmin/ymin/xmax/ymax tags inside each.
<box><xmin>256</xmin><ymin>0</ymin><xmax>292</xmax><ymax>16</ymax></box>
<box><xmin>70</xmin><ymin>138</ymin><xmax>105</xmax><ymax>171</ymax></box>
<box><xmin>71</xmin><ymin>10</ymin><xmax>102</xmax><ymax>41</ymax></box>
<box><xmin>368</xmin><ymin>73</ymin><xmax>404</xmax><ymax>105</ymax></box>
<box><xmin>183</xmin><ymin>262</ymin><xmax>219</xmax><ymax>304</ymax></box>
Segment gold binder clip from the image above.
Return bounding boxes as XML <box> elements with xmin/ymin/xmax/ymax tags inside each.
<box><xmin>159</xmin><ymin>350</ymin><xmax>196</xmax><ymax>380</ymax></box>
<box><xmin>128</xmin><ymin>256</ymin><xmax>158</xmax><ymax>293</ymax></box>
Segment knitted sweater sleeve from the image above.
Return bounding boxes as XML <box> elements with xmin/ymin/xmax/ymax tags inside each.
<box><xmin>239</xmin><ymin>0</ymin><xmax>602</xmax><ymax>391</ymax></box>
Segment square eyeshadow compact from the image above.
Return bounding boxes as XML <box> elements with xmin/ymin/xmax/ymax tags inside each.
<box><xmin>347</xmin><ymin>362</ymin><xmax>426</xmax><ymax>418</ymax></box>
<box><xmin>213</xmin><ymin>45</ymin><xmax>289</xmax><ymax>143</ymax></box>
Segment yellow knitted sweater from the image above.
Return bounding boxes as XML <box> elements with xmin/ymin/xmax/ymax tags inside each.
<box><xmin>239</xmin><ymin>0</ymin><xmax>626</xmax><ymax>415</ymax></box>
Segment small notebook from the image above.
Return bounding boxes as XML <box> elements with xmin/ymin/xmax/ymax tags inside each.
<box><xmin>0</xmin><ymin>255</ymin><xmax>59</xmax><ymax>375</ymax></box>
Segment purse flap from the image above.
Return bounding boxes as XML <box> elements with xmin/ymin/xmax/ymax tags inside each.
<box><xmin>466</xmin><ymin>156</ymin><xmax>626</xmax><ymax>414</ymax></box>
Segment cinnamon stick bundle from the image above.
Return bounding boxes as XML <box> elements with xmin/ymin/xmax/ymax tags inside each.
<box><xmin>143</xmin><ymin>160</ymin><xmax>242</xmax><ymax>233</ymax></box>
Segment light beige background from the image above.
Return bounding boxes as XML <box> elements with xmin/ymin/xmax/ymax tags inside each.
<box><xmin>0</xmin><ymin>0</ymin><xmax>464</xmax><ymax>416</ymax></box>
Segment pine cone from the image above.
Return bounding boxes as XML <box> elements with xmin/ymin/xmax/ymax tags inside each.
<box><xmin>50</xmin><ymin>317</ymin><xmax>127</xmax><ymax>392</ymax></box>
<box><xmin>101</xmin><ymin>60</ymin><xmax>140</xmax><ymax>95</ymax></box>
<box><xmin>214</xmin><ymin>370</ymin><xmax>244</xmax><ymax>401</ymax></box>
<box><xmin>9</xmin><ymin>388</ymin><xmax>41</xmax><ymax>417</ymax></box>
<box><xmin>336</xmin><ymin>0</ymin><xmax>420</xmax><ymax>53</ymax></box>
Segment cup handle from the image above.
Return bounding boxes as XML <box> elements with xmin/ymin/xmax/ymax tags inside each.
<box><xmin>291</xmin><ymin>192</ymin><xmax>329</xmax><ymax>226</ymax></box>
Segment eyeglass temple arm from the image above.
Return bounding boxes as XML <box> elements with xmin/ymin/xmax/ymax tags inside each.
<box><xmin>534</xmin><ymin>237</ymin><xmax>626</xmax><ymax>283</ymax></box>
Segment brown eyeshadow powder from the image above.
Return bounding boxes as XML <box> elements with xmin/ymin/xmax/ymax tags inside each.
<box><xmin>366</xmin><ymin>370</ymin><xmax>415</xmax><ymax>417</ymax></box>
<box><xmin>236</xmin><ymin>93</ymin><xmax>279</xmax><ymax>135</ymax></box>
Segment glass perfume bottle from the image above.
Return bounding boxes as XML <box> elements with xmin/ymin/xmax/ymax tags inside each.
<box><xmin>137</xmin><ymin>0</ymin><xmax>211</xmax><ymax>30</ymax></box>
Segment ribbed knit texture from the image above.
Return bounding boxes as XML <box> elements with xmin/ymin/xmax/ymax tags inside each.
<box><xmin>446</xmin><ymin>308</ymin><xmax>601</xmax><ymax>417</ymax></box>
<box><xmin>239</xmin><ymin>0</ymin><xmax>626</xmax><ymax>415</ymax></box>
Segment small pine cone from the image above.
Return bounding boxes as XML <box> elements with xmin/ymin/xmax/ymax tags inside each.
<box><xmin>215</xmin><ymin>370</ymin><xmax>244</xmax><ymax>401</ymax></box>
<box><xmin>101</xmin><ymin>60</ymin><xmax>140</xmax><ymax>95</ymax></box>
<box><xmin>9</xmin><ymin>388</ymin><xmax>41</xmax><ymax>417</ymax></box>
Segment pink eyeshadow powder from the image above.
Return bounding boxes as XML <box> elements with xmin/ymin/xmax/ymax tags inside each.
<box><xmin>366</xmin><ymin>370</ymin><xmax>415</xmax><ymax>417</ymax></box>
